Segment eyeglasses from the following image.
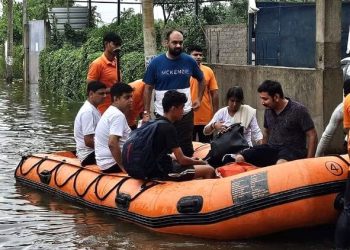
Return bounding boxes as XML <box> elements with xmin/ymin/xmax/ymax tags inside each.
<box><xmin>96</xmin><ymin>91</ymin><xmax>107</xmax><ymax>96</ymax></box>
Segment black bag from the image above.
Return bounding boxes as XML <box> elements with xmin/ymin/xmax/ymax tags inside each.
<box><xmin>122</xmin><ymin>119</ymin><xmax>167</xmax><ymax>180</ymax></box>
<box><xmin>205</xmin><ymin>123</ymin><xmax>249</xmax><ymax>167</ymax></box>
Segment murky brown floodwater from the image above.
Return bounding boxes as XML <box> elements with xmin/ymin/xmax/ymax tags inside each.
<box><xmin>0</xmin><ymin>80</ymin><xmax>336</xmax><ymax>249</ymax></box>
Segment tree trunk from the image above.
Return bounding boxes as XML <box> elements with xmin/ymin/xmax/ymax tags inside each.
<box><xmin>142</xmin><ymin>0</ymin><xmax>157</xmax><ymax>68</ymax></box>
<box><xmin>6</xmin><ymin>0</ymin><xmax>13</xmax><ymax>83</ymax></box>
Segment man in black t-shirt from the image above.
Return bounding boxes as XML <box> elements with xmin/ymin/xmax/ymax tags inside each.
<box><xmin>150</xmin><ymin>90</ymin><xmax>215</xmax><ymax>181</ymax></box>
<box><xmin>232</xmin><ymin>80</ymin><xmax>318</xmax><ymax>167</ymax></box>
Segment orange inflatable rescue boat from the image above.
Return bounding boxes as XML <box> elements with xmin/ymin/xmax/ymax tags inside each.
<box><xmin>15</xmin><ymin>143</ymin><xmax>349</xmax><ymax>240</ymax></box>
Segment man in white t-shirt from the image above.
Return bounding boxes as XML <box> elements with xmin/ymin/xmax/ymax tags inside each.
<box><xmin>74</xmin><ymin>81</ymin><xmax>107</xmax><ymax>166</ymax></box>
<box><xmin>95</xmin><ymin>83</ymin><xmax>133</xmax><ymax>173</ymax></box>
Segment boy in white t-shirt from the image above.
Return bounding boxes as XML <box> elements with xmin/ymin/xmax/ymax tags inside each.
<box><xmin>95</xmin><ymin>83</ymin><xmax>133</xmax><ymax>173</ymax></box>
<box><xmin>74</xmin><ymin>81</ymin><xmax>107</xmax><ymax>166</ymax></box>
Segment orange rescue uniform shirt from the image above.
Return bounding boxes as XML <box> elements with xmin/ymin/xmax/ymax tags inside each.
<box><xmin>127</xmin><ymin>79</ymin><xmax>145</xmax><ymax>127</ymax></box>
<box><xmin>87</xmin><ymin>53</ymin><xmax>120</xmax><ymax>114</ymax></box>
<box><xmin>190</xmin><ymin>64</ymin><xmax>218</xmax><ymax>125</ymax></box>
<box><xmin>343</xmin><ymin>94</ymin><xmax>350</xmax><ymax>129</ymax></box>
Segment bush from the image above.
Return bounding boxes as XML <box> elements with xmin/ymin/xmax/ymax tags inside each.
<box><xmin>121</xmin><ymin>51</ymin><xmax>145</xmax><ymax>84</ymax></box>
<box><xmin>39</xmin><ymin>10</ymin><xmax>212</xmax><ymax>101</ymax></box>
<box><xmin>39</xmin><ymin>45</ymin><xmax>86</xmax><ymax>100</ymax></box>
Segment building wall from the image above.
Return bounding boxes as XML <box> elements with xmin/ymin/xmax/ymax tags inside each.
<box><xmin>207</xmin><ymin>63</ymin><xmax>345</xmax><ymax>154</ymax></box>
<box><xmin>205</xmin><ymin>24</ymin><xmax>247</xmax><ymax>65</ymax></box>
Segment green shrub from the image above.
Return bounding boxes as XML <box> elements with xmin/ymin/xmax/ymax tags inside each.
<box><xmin>121</xmin><ymin>51</ymin><xmax>145</xmax><ymax>84</ymax></box>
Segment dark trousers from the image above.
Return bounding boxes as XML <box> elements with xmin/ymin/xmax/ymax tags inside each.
<box><xmin>193</xmin><ymin>125</ymin><xmax>212</xmax><ymax>143</ymax></box>
<box><xmin>335</xmin><ymin>172</ymin><xmax>350</xmax><ymax>248</ymax></box>
<box><xmin>81</xmin><ymin>151</ymin><xmax>96</xmax><ymax>166</ymax></box>
<box><xmin>102</xmin><ymin>164</ymin><xmax>122</xmax><ymax>173</ymax></box>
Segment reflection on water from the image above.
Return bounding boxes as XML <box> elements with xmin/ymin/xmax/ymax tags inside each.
<box><xmin>0</xmin><ymin>80</ymin><xmax>335</xmax><ymax>249</ymax></box>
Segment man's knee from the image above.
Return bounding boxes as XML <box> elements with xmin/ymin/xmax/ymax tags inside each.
<box><xmin>276</xmin><ymin>158</ymin><xmax>288</xmax><ymax>164</ymax></box>
<box><xmin>235</xmin><ymin>154</ymin><xmax>245</xmax><ymax>162</ymax></box>
<box><xmin>194</xmin><ymin>165</ymin><xmax>215</xmax><ymax>179</ymax></box>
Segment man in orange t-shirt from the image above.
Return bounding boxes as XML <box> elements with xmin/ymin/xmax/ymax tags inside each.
<box><xmin>87</xmin><ymin>32</ymin><xmax>122</xmax><ymax>114</ymax></box>
<box><xmin>127</xmin><ymin>79</ymin><xmax>145</xmax><ymax>130</ymax></box>
<box><xmin>188</xmin><ymin>45</ymin><xmax>219</xmax><ymax>143</ymax></box>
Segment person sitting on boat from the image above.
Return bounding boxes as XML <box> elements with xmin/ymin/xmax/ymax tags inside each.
<box><xmin>203</xmin><ymin>86</ymin><xmax>263</xmax><ymax>147</ymax></box>
<box><xmin>94</xmin><ymin>83</ymin><xmax>133</xmax><ymax>173</ymax></box>
<box><xmin>315</xmin><ymin>79</ymin><xmax>350</xmax><ymax>156</ymax></box>
<box><xmin>74</xmin><ymin>81</ymin><xmax>107</xmax><ymax>166</ymax></box>
<box><xmin>150</xmin><ymin>90</ymin><xmax>215</xmax><ymax>181</ymax></box>
<box><xmin>229</xmin><ymin>80</ymin><xmax>318</xmax><ymax>167</ymax></box>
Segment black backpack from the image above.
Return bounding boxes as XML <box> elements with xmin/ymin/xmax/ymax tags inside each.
<box><xmin>122</xmin><ymin>119</ymin><xmax>167</xmax><ymax>180</ymax></box>
<box><xmin>204</xmin><ymin>123</ymin><xmax>249</xmax><ymax>167</ymax></box>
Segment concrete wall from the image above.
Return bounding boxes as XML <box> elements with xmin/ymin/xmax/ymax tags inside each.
<box><xmin>206</xmin><ymin>24</ymin><xmax>247</xmax><ymax>65</ymax></box>
<box><xmin>207</xmin><ymin>63</ymin><xmax>345</xmax><ymax>153</ymax></box>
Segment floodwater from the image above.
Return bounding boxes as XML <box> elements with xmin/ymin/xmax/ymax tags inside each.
<box><xmin>0</xmin><ymin>80</ymin><xmax>336</xmax><ymax>249</ymax></box>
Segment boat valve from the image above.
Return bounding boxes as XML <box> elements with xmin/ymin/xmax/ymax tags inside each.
<box><xmin>39</xmin><ymin>170</ymin><xmax>52</xmax><ymax>184</ymax></box>
<box><xmin>116</xmin><ymin>193</ymin><xmax>131</xmax><ymax>210</ymax></box>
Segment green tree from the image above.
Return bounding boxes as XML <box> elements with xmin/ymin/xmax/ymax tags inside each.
<box><xmin>154</xmin><ymin>0</ymin><xmax>201</xmax><ymax>25</ymax></box>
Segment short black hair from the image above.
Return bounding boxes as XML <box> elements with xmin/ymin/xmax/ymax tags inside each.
<box><xmin>110</xmin><ymin>83</ymin><xmax>133</xmax><ymax>101</ymax></box>
<box><xmin>162</xmin><ymin>90</ymin><xmax>187</xmax><ymax>113</ymax></box>
<box><xmin>226</xmin><ymin>86</ymin><xmax>244</xmax><ymax>103</ymax></box>
<box><xmin>87</xmin><ymin>81</ymin><xmax>106</xmax><ymax>96</ymax></box>
<box><xmin>257</xmin><ymin>80</ymin><xmax>284</xmax><ymax>98</ymax></box>
<box><xmin>165</xmin><ymin>29</ymin><xmax>183</xmax><ymax>40</ymax></box>
<box><xmin>103</xmin><ymin>32</ymin><xmax>122</xmax><ymax>49</ymax></box>
<box><xmin>187</xmin><ymin>45</ymin><xmax>203</xmax><ymax>54</ymax></box>
<box><xmin>344</xmin><ymin>79</ymin><xmax>350</xmax><ymax>97</ymax></box>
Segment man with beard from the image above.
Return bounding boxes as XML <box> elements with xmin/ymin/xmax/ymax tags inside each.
<box><xmin>143</xmin><ymin>29</ymin><xmax>205</xmax><ymax>157</ymax></box>
<box><xmin>229</xmin><ymin>80</ymin><xmax>318</xmax><ymax>167</ymax></box>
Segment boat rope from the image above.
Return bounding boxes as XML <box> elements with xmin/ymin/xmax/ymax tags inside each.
<box><xmin>95</xmin><ymin>176</ymin><xmax>132</xmax><ymax>201</ymax></box>
<box><xmin>330</xmin><ymin>154</ymin><xmax>350</xmax><ymax>166</ymax></box>
<box><xmin>14</xmin><ymin>155</ymin><xmax>27</xmax><ymax>177</ymax></box>
<box><xmin>52</xmin><ymin>160</ymin><xmax>83</xmax><ymax>188</ymax></box>
<box><xmin>17</xmin><ymin>154</ymin><xmax>164</xmax><ymax>203</ymax></box>
<box><xmin>18</xmin><ymin>156</ymin><xmax>47</xmax><ymax>176</ymax></box>
<box><xmin>73</xmin><ymin>171</ymin><xmax>102</xmax><ymax>198</ymax></box>
<box><xmin>39</xmin><ymin>159</ymin><xmax>66</xmax><ymax>177</ymax></box>
<box><xmin>126</xmin><ymin>180</ymin><xmax>161</xmax><ymax>203</ymax></box>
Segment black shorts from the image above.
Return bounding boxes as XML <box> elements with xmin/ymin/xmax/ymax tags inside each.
<box><xmin>81</xmin><ymin>151</ymin><xmax>96</xmax><ymax>166</ymax></box>
<box><xmin>240</xmin><ymin>144</ymin><xmax>306</xmax><ymax>167</ymax></box>
<box><xmin>102</xmin><ymin>163</ymin><xmax>123</xmax><ymax>173</ymax></box>
<box><xmin>165</xmin><ymin>161</ymin><xmax>195</xmax><ymax>181</ymax></box>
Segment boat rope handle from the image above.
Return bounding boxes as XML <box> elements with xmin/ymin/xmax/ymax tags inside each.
<box><xmin>128</xmin><ymin>181</ymin><xmax>160</xmax><ymax>202</ymax></box>
<box><xmin>330</xmin><ymin>154</ymin><xmax>350</xmax><ymax>166</ymax></box>
<box><xmin>53</xmin><ymin>161</ymin><xmax>83</xmax><ymax>188</ymax></box>
<box><xmin>19</xmin><ymin>156</ymin><xmax>47</xmax><ymax>176</ymax></box>
<box><xmin>17</xmin><ymin>155</ymin><xmax>163</xmax><ymax>203</ymax></box>
<box><xmin>73</xmin><ymin>172</ymin><xmax>103</xmax><ymax>198</ymax></box>
<box><xmin>95</xmin><ymin>176</ymin><xmax>132</xmax><ymax>201</ymax></box>
<box><xmin>14</xmin><ymin>155</ymin><xmax>27</xmax><ymax>177</ymax></box>
<box><xmin>114</xmin><ymin>178</ymin><xmax>162</xmax><ymax>203</ymax></box>
<box><xmin>37</xmin><ymin>160</ymin><xmax>66</xmax><ymax>176</ymax></box>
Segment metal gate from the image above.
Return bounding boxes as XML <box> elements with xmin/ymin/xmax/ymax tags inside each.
<box><xmin>252</xmin><ymin>2</ymin><xmax>350</xmax><ymax>68</ymax></box>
